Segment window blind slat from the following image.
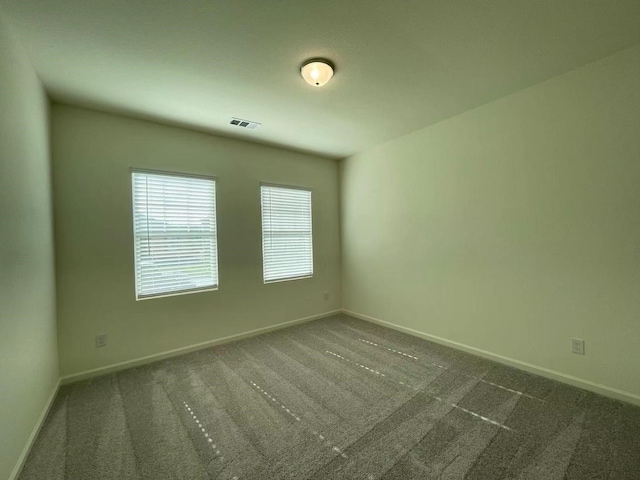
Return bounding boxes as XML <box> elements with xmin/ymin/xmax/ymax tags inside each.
<box><xmin>261</xmin><ymin>185</ymin><xmax>313</xmax><ymax>283</ymax></box>
<box><xmin>132</xmin><ymin>171</ymin><xmax>219</xmax><ymax>299</ymax></box>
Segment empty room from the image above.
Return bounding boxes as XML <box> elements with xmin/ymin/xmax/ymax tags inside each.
<box><xmin>2</xmin><ymin>1</ymin><xmax>640</xmax><ymax>479</ymax></box>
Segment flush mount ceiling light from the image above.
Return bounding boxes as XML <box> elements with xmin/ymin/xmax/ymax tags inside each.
<box><xmin>300</xmin><ymin>59</ymin><xmax>334</xmax><ymax>87</ymax></box>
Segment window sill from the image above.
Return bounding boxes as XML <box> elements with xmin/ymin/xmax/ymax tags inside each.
<box><xmin>136</xmin><ymin>285</ymin><xmax>218</xmax><ymax>301</ymax></box>
<box><xmin>263</xmin><ymin>275</ymin><xmax>313</xmax><ymax>285</ymax></box>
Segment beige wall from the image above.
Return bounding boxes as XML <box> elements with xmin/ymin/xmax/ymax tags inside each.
<box><xmin>341</xmin><ymin>45</ymin><xmax>640</xmax><ymax>400</ymax></box>
<box><xmin>0</xmin><ymin>14</ymin><xmax>59</xmax><ymax>480</ymax></box>
<box><xmin>52</xmin><ymin>105</ymin><xmax>341</xmax><ymax>377</ymax></box>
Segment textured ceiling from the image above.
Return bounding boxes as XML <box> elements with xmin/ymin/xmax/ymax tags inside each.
<box><xmin>2</xmin><ymin>0</ymin><xmax>640</xmax><ymax>158</ymax></box>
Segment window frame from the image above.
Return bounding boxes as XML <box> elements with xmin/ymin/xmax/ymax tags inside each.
<box><xmin>260</xmin><ymin>182</ymin><xmax>314</xmax><ymax>284</ymax></box>
<box><xmin>131</xmin><ymin>168</ymin><xmax>219</xmax><ymax>300</ymax></box>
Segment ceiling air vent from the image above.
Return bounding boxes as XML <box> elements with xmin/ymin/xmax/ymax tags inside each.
<box><xmin>229</xmin><ymin>117</ymin><xmax>261</xmax><ymax>130</ymax></box>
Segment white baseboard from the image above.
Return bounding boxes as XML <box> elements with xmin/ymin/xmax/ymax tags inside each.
<box><xmin>9</xmin><ymin>380</ymin><xmax>61</xmax><ymax>480</ymax></box>
<box><xmin>61</xmin><ymin>309</ymin><xmax>342</xmax><ymax>385</ymax></box>
<box><xmin>343</xmin><ymin>309</ymin><xmax>640</xmax><ymax>407</ymax></box>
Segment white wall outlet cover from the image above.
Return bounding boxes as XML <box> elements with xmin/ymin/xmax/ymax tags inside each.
<box><xmin>571</xmin><ymin>337</ymin><xmax>585</xmax><ymax>355</ymax></box>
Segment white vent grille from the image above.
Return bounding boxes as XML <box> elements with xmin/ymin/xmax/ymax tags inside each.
<box><xmin>230</xmin><ymin>117</ymin><xmax>261</xmax><ymax>129</ymax></box>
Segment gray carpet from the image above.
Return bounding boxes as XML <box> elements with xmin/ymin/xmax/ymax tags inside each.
<box><xmin>19</xmin><ymin>314</ymin><xmax>640</xmax><ymax>479</ymax></box>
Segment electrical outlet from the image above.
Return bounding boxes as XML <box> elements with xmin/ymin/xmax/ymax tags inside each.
<box><xmin>571</xmin><ymin>337</ymin><xmax>585</xmax><ymax>355</ymax></box>
<box><xmin>324</xmin><ymin>292</ymin><xmax>330</xmax><ymax>301</ymax></box>
<box><xmin>95</xmin><ymin>333</ymin><xmax>107</xmax><ymax>348</ymax></box>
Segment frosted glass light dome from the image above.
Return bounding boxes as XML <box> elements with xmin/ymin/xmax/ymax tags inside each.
<box><xmin>300</xmin><ymin>60</ymin><xmax>334</xmax><ymax>87</ymax></box>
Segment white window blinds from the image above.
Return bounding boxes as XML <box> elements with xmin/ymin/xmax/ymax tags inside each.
<box><xmin>261</xmin><ymin>184</ymin><xmax>313</xmax><ymax>283</ymax></box>
<box><xmin>131</xmin><ymin>171</ymin><xmax>218</xmax><ymax>299</ymax></box>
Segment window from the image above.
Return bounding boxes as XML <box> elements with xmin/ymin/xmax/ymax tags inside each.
<box><xmin>261</xmin><ymin>184</ymin><xmax>313</xmax><ymax>283</ymax></box>
<box><xmin>131</xmin><ymin>170</ymin><xmax>218</xmax><ymax>299</ymax></box>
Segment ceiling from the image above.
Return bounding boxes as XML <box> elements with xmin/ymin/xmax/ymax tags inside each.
<box><xmin>2</xmin><ymin>1</ymin><xmax>640</xmax><ymax>159</ymax></box>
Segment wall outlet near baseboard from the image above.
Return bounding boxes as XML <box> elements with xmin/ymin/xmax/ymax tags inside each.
<box><xmin>324</xmin><ymin>292</ymin><xmax>330</xmax><ymax>301</ymax></box>
<box><xmin>95</xmin><ymin>333</ymin><xmax>107</xmax><ymax>348</ymax></box>
<box><xmin>571</xmin><ymin>337</ymin><xmax>585</xmax><ymax>355</ymax></box>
